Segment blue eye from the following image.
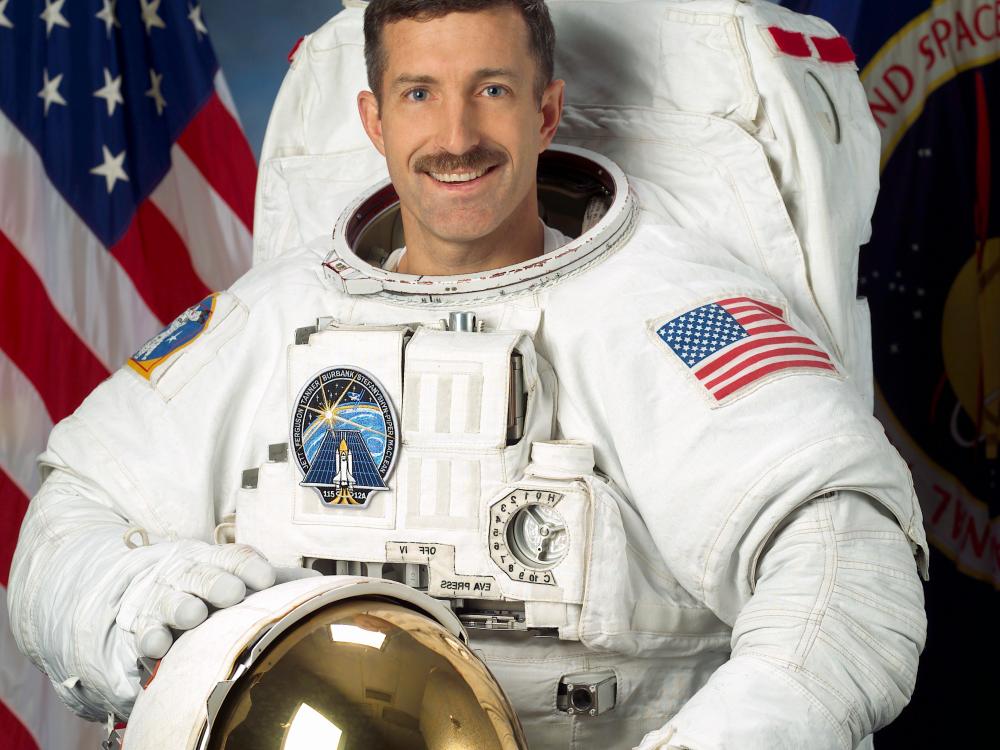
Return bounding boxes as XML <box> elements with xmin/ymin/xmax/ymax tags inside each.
<box><xmin>482</xmin><ymin>85</ymin><xmax>506</xmax><ymax>98</ymax></box>
<box><xmin>406</xmin><ymin>88</ymin><xmax>429</xmax><ymax>102</ymax></box>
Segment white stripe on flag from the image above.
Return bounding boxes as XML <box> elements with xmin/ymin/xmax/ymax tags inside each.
<box><xmin>150</xmin><ymin>146</ymin><xmax>253</xmax><ymax>292</ymax></box>
<box><xmin>705</xmin><ymin>352</ymin><xmax>831</xmax><ymax>394</ymax></box>
<box><xmin>1</xmin><ymin>589</ymin><xmax>105</xmax><ymax>750</ymax></box>
<box><xmin>0</xmin><ymin>351</ymin><xmax>54</xmax><ymax>497</ymax></box>
<box><xmin>213</xmin><ymin>72</ymin><xmax>243</xmax><ymax>128</ymax></box>
<box><xmin>0</xmin><ymin>112</ymin><xmax>161</xmax><ymax>370</ymax></box>
<box><xmin>693</xmin><ymin>298</ymin><xmax>833</xmax><ymax>399</ymax></box>
<box><xmin>695</xmin><ymin>330</ymin><xmax>827</xmax><ymax>380</ymax></box>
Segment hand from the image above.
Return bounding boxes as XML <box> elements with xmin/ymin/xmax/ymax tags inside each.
<box><xmin>116</xmin><ymin>540</ymin><xmax>277</xmax><ymax>659</ymax></box>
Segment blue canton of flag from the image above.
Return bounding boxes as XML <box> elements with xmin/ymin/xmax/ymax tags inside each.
<box><xmin>3</xmin><ymin>0</ymin><xmax>222</xmax><ymax>246</ymax></box>
<box><xmin>657</xmin><ymin>302</ymin><xmax>750</xmax><ymax>368</ymax></box>
<box><xmin>656</xmin><ymin>297</ymin><xmax>836</xmax><ymax>402</ymax></box>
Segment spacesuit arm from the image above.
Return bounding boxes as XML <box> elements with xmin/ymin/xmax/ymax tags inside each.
<box><xmin>638</xmin><ymin>490</ymin><xmax>926</xmax><ymax>750</ymax></box>
<box><xmin>7</xmin><ymin>419</ymin><xmax>274</xmax><ymax>721</ymax></box>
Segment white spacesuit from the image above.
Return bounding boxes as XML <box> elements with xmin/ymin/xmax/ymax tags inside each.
<box><xmin>8</xmin><ymin>2</ymin><xmax>928</xmax><ymax>749</ymax></box>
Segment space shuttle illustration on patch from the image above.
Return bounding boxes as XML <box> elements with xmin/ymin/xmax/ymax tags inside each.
<box><xmin>300</xmin><ymin>428</ymin><xmax>389</xmax><ymax>505</ymax></box>
<box><xmin>330</xmin><ymin>437</ymin><xmax>356</xmax><ymax>503</ymax></box>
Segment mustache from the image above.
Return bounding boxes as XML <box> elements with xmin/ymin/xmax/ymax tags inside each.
<box><xmin>413</xmin><ymin>146</ymin><xmax>507</xmax><ymax>174</ymax></box>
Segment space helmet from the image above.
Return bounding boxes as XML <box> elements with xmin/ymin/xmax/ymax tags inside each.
<box><xmin>113</xmin><ymin>576</ymin><xmax>526</xmax><ymax>750</ymax></box>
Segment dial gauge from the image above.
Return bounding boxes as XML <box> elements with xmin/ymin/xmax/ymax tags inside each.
<box><xmin>488</xmin><ymin>488</ymin><xmax>567</xmax><ymax>585</ymax></box>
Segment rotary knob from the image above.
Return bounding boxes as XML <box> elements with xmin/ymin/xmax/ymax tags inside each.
<box><xmin>507</xmin><ymin>503</ymin><xmax>569</xmax><ymax>569</ymax></box>
<box><xmin>488</xmin><ymin>488</ymin><xmax>567</xmax><ymax>585</ymax></box>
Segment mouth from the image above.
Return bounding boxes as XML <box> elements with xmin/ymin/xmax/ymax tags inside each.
<box><xmin>424</xmin><ymin>164</ymin><xmax>499</xmax><ymax>189</ymax></box>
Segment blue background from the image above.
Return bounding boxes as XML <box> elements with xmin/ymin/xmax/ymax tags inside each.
<box><xmin>203</xmin><ymin>1</ymin><xmax>344</xmax><ymax>159</ymax></box>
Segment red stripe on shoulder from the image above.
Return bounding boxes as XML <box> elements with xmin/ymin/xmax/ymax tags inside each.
<box><xmin>110</xmin><ymin>202</ymin><xmax>213</xmax><ymax>325</ymax></box>
<box><xmin>288</xmin><ymin>36</ymin><xmax>305</xmax><ymax>63</ymax></box>
<box><xmin>812</xmin><ymin>35</ymin><xmax>856</xmax><ymax>64</ymax></box>
<box><xmin>176</xmin><ymin>92</ymin><xmax>257</xmax><ymax>232</ymax></box>
<box><xmin>768</xmin><ymin>27</ymin><xmax>812</xmax><ymax>58</ymax></box>
<box><xmin>0</xmin><ymin>466</ymin><xmax>30</xmax><ymax>588</ymax></box>
<box><xmin>0</xmin><ymin>692</ymin><xmax>39</xmax><ymax>750</ymax></box>
<box><xmin>0</xmin><ymin>230</ymin><xmax>110</xmax><ymax>421</ymax></box>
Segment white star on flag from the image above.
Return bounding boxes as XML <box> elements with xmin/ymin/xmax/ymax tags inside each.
<box><xmin>0</xmin><ymin>0</ymin><xmax>13</xmax><ymax>29</ymax></box>
<box><xmin>140</xmin><ymin>0</ymin><xmax>166</xmax><ymax>35</ymax></box>
<box><xmin>96</xmin><ymin>0</ymin><xmax>120</xmax><ymax>37</ymax></box>
<box><xmin>90</xmin><ymin>145</ymin><xmax>129</xmax><ymax>193</ymax></box>
<box><xmin>188</xmin><ymin>3</ymin><xmax>208</xmax><ymax>38</ymax></box>
<box><xmin>40</xmin><ymin>0</ymin><xmax>70</xmax><ymax>36</ymax></box>
<box><xmin>146</xmin><ymin>69</ymin><xmax>167</xmax><ymax>115</ymax></box>
<box><xmin>94</xmin><ymin>68</ymin><xmax>124</xmax><ymax>117</ymax></box>
<box><xmin>37</xmin><ymin>69</ymin><xmax>67</xmax><ymax>115</ymax></box>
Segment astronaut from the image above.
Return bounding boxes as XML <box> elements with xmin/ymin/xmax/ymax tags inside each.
<box><xmin>8</xmin><ymin>1</ymin><xmax>928</xmax><ymax>749</ymax></box>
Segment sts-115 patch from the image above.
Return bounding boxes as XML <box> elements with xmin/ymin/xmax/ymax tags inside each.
<box><xmin>290</xmin><ymin>366</ymin><xmax>398</xmax><ymax>507</ymax></box>
<box><xmin>128</xmin><ymin>294</ymin><xmax>218</xmax><ymax>380</ymax></box>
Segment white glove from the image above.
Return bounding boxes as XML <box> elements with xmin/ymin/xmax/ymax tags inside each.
<box><xmin>116</xmin><ymin>540</ymin><xmax>277</xmax><ymax>659</ymax></box>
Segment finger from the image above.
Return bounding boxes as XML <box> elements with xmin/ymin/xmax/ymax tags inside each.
<box><xmin>176</xmin><ymin>563</ymin><xmax>247</xmax><ymax>608</ymax></box>
<box><xmin>135</xmin><ymin>621</ymin><xmax>173</xmax><ymax>659</ymax></box>
<box><xmin>154</xmin><ymin>589</ymin><xmax>208</xmax><ymax>630</ymax></box>
<box><xmin>206</xmin><ymin>545</ymin><xmax>276</xmax><ymax>591</ymax></box>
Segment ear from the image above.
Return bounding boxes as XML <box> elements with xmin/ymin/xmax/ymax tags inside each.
<box><xmin>537</xmin><ymin>79</ymin><xmax>565</xmax><ymax>151</ymax></box>
<box><xmin>357</xmin><ymin>90</ymin><xmax>386</xmax><ymax>156</ymax></box>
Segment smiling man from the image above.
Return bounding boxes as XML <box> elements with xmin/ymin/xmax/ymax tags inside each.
<box><xmin>357</xmin><ymin>1</ymin><xmax>565</xmax><ymax>275</ymax></box>
<box><xmin>9</xmin><ymin>2</ymin><xmax>928</xmax><ymax>749</ymax></box>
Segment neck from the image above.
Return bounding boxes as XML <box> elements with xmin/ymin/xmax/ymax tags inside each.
<box><xmin>396</xmin><ymin>192</ymin><xmax>544</xmax><ymax>276</ymax></box>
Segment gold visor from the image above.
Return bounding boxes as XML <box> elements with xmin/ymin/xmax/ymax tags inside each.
<box><xmin>207</xmin><ymin>599</ymin><xmax>526</xmax><ymax>750</ymax></box>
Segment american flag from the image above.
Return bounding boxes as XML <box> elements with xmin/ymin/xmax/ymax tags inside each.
<box><xmin>656</xmin><ymin>296</ymin><xmax>838</xmax><ymax>402</ymax></box>
<box><xmin>0</xmin><ymin>1</ymin><xmax>255</xmax><ymax>747</ymax></box>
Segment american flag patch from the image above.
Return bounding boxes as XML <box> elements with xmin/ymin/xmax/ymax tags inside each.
<box><xmin>655</xmin><ymin>297</ymin><xmax>838</xmax><ymax>402</ymax></box>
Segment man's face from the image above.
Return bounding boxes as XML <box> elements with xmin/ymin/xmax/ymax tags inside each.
<box><xmin>358</xmin><ymin>7</ymin><xmax>562</xmax><ymax>245</ymax></box>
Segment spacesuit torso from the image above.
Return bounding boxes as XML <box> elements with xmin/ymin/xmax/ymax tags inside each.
<box><xmin>17</xmin><ymin>146</ymin><xmax>925</xmax><ymax>749</ymax></box>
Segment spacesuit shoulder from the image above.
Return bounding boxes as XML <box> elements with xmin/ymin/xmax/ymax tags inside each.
<box><xmin>542</xmin><ymin>224</ymin><xmax>924</xmax><ymax>617</ymax></box>
<box><xmin>227</xmin><ymin>243</ymin><xmax>333</xmax><ymax>308</ymax></box>
<box><xmin>40</xmin><ymin>245</ymin><xmax>338</xmax><ymax>537</ymax></box>
<box><xmin>555</xmin><ymin>221</ymin><xmax>795</xmax><ymax>333</ymax></box>
<box><xmin>121</xmin><ymin>244</ymin><xmax>331</xmax><ymax>387</ymax></box>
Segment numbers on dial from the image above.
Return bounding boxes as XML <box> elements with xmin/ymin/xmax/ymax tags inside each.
<box><xmin>488</xmin><ymin>488</ymin><xmax>566</xmax><ymax>585</ymax></box>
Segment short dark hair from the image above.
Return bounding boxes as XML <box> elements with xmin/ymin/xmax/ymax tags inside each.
<box><xmin>363</xmin><ymin>0</ymin><xmax>556</xmax><ymax>103</ymax></box>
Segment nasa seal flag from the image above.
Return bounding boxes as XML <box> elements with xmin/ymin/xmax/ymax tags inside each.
<box><xmin>290</xmin><ymin>366</ymin><xmax>399</xmax><ymax>506</ymax></box>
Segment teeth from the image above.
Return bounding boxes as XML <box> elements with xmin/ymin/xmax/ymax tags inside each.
<box><xmin>429</xmin><ymin>167</ymin><xmax>490</xmax><ymax>183</ymax></box>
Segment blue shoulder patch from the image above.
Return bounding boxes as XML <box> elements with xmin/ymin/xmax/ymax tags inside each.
<box><xmin>128</xmin><ymin>294</ymin><xmax>218</xmax><ymax>380</ymax></box>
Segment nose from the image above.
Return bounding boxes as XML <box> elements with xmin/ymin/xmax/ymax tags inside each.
<box><xmin>436</xmin><ymin>96</ymin><xmax>481</xmax><ymax>156</ymax></box>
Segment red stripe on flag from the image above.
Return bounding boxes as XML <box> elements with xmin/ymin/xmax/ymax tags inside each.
<box><xmin>748</xmin><ymin>323</ymin><xmax>795</xmax><ymax>335</ymax></box>
<box><xmin>110</xmin><ymin>202</ymin><xmax>213</xmax><ymax>325</ymax></box>
<box><xmin>177</xmin><ymin>92</ymin><xmax>256</xmax><ymax>232</ymax></box>
<box><xmin>0</xmin><ymin>466</ymin><xmax>30</xmax><ymax>588</ymax></box>
<box><xmin>767</xmin><ymin>27</ymin><xmax>812</xmax><ymax>58</ymax></box>
<box><xmin>0</xmin><ymin>230</ymin><xmax>110</xmax><ymax>421</ymax></box>
<box><xmin>733</xmin><ymin>312</ymin><xmax>781</xmax><ymax>325</ymax></box>
<box><xmin>702</xmin><ymin>347</ymin><xmax>832</xmax><ymax>390</ymax></box>
<box><xmin>718</xmin><ymin>297</ymin><xmax>784</xmax><ymax>317</ymax></box>
<box><xmin>811</xmin><ymin>35</ymin><xmax>856</xmax><ymax>64</ymax></box>
<box><xmin>0</xmin><ymin>694</ymin><xmax>39</xmax><ymax>750</ymax></box>
<box><xmin>713</xmin><ymin>360</ymin><xmax>837</xmax><ymax>401</ymax></box>
<box><xmin>695</xmin><ymin>335</ymin><xmax>817</xmax><ymax>379</ymax></box>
